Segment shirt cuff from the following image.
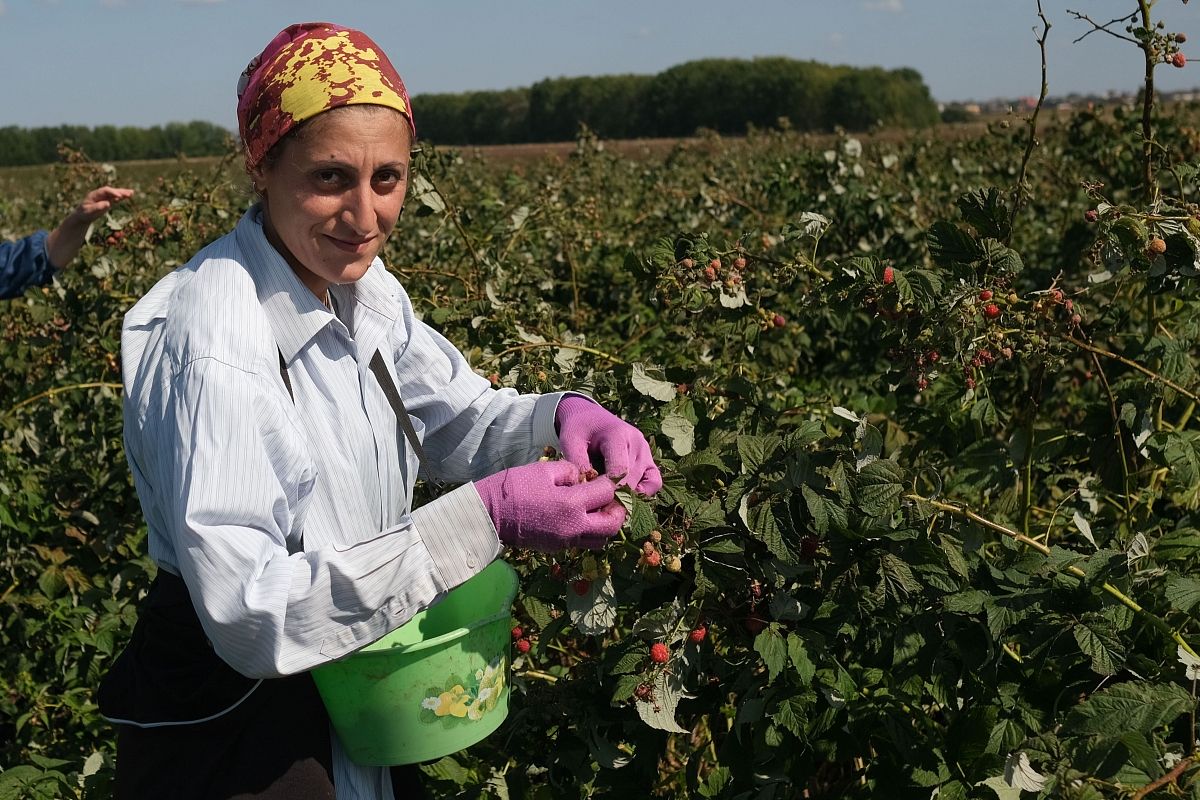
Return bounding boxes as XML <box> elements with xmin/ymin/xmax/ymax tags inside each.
<box><xmin>411</xmin><ymin>482</ymin><xmax>503</xmax><ymax>591</ymax></box>
<box><xmin>537</xmin><ymin>390</ymin><xmax>594</xmax><ymax>450</ymax></box>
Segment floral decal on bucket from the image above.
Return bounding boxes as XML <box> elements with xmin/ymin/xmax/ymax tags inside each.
<box><xmin>419</xmin><ymin>657</ymin><xmax>506</xmax><ymax>724</ymax></box>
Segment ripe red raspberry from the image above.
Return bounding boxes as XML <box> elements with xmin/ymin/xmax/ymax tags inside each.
<box><xmin>1172</xmin><ymin>52</ymin><xmax>1187</xmax><ymax>68</ymax></box>
<box><xmin>644</xmin><ymin>551</ymin><xmax>662</xmax><ymax>568</ymax></box>
<box><xmin>515</xmin><ymin>638</ymin><xmax>531</xmax><ymax>654</ymax></box>
<box><xmin>1049</xmin><ymin>289</ymin><xmax>1064</xmax><ymax>303</ymax></box>
<box><xmin>709</xmin><ymin>257</ymin><xmax>722</xmax><ymax>270</ymax></box>
<box><xmin>983</xmin><ymin>303</ymin><xmax>1001</xmax><ymax>320</ymax></box>
<box><xmin>689</xmin><ymin>626</ymin><xmax>707</xmax><ymax>643</ymax></box>
<box><xmin>1064</xmin><ymin>298</ymin><xmax>1074</xmax><ymax>312</ymax></box>
<box><xmin>572</xmin><ymin>579</ymin><xmax>591</xmax><ymax>596</ymax></box>
<box><xmin>916</xmin><ymin>377</ymin><xmax>929</xmax><ymax>391</ymax></box>
<box><xmin>799</xmin><ymin>536</ymin><xmax>820</xmax><ymax>558</ymax></box>
<box><xmin>978</xmin><ymin>289</ymin><xmax>993</xmax><ymax>301</ymax></box>
<box><xmin>1085</xmin><ymin>209</ymin><xmax>1099</xmax><ymax>223</ymax></box>
<box><xmin>704</xmin><ymin>266</ymin><xmax>717</xmax><ymax>281</ymax></box>
<box><xmin>773</xmin><ymin>314</ymin><xmax>786</xmax><ymax>328</ymax></box>
<box><xmin>928</xmin><ymin>350</ymin><xmax>940</xmax><ymax>363</ymax></box>
<box><xmin>733</xmin><ymin>256</ymin><xmax>747</xmax><ymax>270</ymax></box>
<box><xmin>966</xmin><ymin>377</ymin><xmax>977</xmax><ymax>390</ymax></box>
<box><xmin>882</xmin><ymin>266</ymin><xmax>895</xmax><ymax>285</ymax></box>
<box><xmin>511</xmin><ymin>626</ymin><xmax>524</xmax><ymax>641</ymax></box>
<box><xmin>649</xmin><ymin>642</ymin><xmax>669</xmax><ymax>663</ymax></box>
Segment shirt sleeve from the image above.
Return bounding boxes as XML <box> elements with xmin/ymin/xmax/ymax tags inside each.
<box><xmin>388</xmin><ymin>288</ymin><xmax>564</xmax><ymax>483</ymax></box>
<box><xmin>161</xmin><ymin>356</ymin><xmax>500</xmax><ymax>679</ymax></box>
<box><xmin>0</xmin><ymin>231</ymin><xmax>55</xmax><ymax>300</ymax></box>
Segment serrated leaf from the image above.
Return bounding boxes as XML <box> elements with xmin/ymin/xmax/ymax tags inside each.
<box><xmin>1166</xmin><ymin>576</ymin><xmax>1200</xmax><ymax>612</ymax></box>
<box><xmin>754</xmin><ymin>627</ymin><xmax>787</xmax><ymax>683</ymax></box>
<box><xmin>566</xmin><ymin>575</ymin><xmax>617</xmax><ymax>635</ymax></box>
<box><xmin>660</xmin><ymin>413</ymin><xmax>695</xmax><ymax>457</ymax></box>
<box><xmin>737</xmin><ymin>435</ymin><xmax>780</xmax><ymax>473</ymax></box>
<box><xmin>1066</xmin><ymin>681</ymin><xmax>1193</xmax><ymax>736</ymax></box>
<box><xmin>1073</xmin><ymin>617</ymin><xmax>1124</xmax><ymax>675</ymax></box>
<box><xmin>631</xmin><ymin>363</ymin><xmax>677</xmax><ymax>402</ymax></box>
<box><xmin>636</xmin><ymin>669</ymin><xmax>690</xmax><ymax>733</ymax></box>
<box><xmin>787</xmin><ymin>633</ymin><xmax>816</xmax><ymax>683</ymax></box>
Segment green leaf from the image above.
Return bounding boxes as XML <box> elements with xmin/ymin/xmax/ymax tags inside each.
<box><xmin>787</xmin><ymin>633</ymin><xmax>816</xmax><ymax>683</ymax></box>
<box><xmin>660</xmin><ymin>413</ymin><xmax>696</xmax><ymax>457</ymax></box>
<box><xmin>1166</xmin><ymin>575</ymin><xmax>1200</xmax><ymax>612</ymax></box>
<box><xmin>1073</xmin><ymin>616</ymin><xmax>1125</xmax><ymax>675</ymax></box>
<box><xmin>1065</xmin><ymin>681</ymin><xmax>1193</xmax><ymax>736</ymax></box>
<box><xmin>697</xmin><ymin>765</ymin><xmax>731</xmax><ymax>798</ymax></box>
<box><xmin>754</xmin><ymin>627</ymin><xmax>787</xmax><ymax>683</ymax></box>
<box><xmin>635</xmin><ymin>670</ymin><xmax>690</xmax><ymax>733</ymax></box>
<box><xmin>771</xmin><ymin>695</ymin><xmax>807</xmax><ymax>738</ymax></box>
<box><xmin>631</xmin><ymin>363</ymin><xmax>677</xmax><ymax>402</ymax></box>
<box><xmin>420</xmin><ymin>757</ymin><xmax>472</xmax><ymax>786</ymax></box>
<box><xmin>927</xmin><ymin>220</ymin><xmax>982</xmax><ymax>266</ymax></box>
<box><xmin>737</xmin><ymin>435</ymin><xmax>781</xmax><ymax>473</ymax></box>
<box><xmin>957</xmin><ymin>187</ymin><xmax>1011</xmax><ymax>241</ymax></box>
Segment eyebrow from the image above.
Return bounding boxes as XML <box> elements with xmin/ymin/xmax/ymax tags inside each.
<box><xmin>310</xmin><ymin>159</ymin><xmax>408</xmax><ymax>173</ymax></box>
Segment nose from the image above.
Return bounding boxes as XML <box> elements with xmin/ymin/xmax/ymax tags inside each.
<box><xmin>341</xmin><ymin>179</ymin><xmax>375</xmax><ymax>236</ymax></box>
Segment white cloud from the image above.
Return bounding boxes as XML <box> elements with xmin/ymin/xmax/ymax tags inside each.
<box><xmin>829</xmin><ymin>32</ymin><xmax>845</xmax><ymax>46</ymax></box>
<box><xmin>863</xmin><ymin>0</ymin><xmax>903</xmax><ymax>12</ymax></box>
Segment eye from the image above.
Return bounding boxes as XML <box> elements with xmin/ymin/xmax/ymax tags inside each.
<box><xmin>372</xmin><ymin>169</ymin><xmax>406</xmax><ymax>192</ymax></box>
<box><xmin>313</xmin><ymin>169</ymin><xmax>344</xmax><ymax>187</ymax></box>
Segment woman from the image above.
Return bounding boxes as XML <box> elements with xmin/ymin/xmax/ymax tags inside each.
<box><xmin>99</xmin><ymin>22</ymin><xmax>661</xmax><ymax>799</ymax></box>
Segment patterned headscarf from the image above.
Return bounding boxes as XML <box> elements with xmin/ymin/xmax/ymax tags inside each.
<box><xmin>236</xmin><ymin>22</ymin><xmax>415</xmax><ymax>171</ymax></box>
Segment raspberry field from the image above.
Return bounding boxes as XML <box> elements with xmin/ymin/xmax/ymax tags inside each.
<box><xmin>5</xmin><ymin>38</ymin><xmax>1200</xmax><ymax>800</ymax></box>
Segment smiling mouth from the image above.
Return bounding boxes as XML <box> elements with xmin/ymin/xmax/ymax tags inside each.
<box><xmin>326</xmin><ymin>235</ymin><xmax>375</xmax><ymax>253</ymax></box>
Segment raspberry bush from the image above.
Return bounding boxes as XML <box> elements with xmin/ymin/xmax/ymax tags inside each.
<box><xmin>3</xmin><ymin>6</ymin><xmax>1200</xmax><ymax>798</ymax></box>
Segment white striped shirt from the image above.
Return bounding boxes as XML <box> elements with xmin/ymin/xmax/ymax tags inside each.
<box><xmin>121</xmin><ymin>205</ymin><xmax>563</xmax><ymax>798</ymax></box>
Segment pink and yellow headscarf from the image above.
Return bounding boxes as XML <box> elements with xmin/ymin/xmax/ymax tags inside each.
<box><xmin>236</xmin><ymin>22</ymin><xmax>415</xmax><ymax>170</ymax></box>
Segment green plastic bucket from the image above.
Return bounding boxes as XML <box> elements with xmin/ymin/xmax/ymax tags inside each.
<box><xmin>311</xmin><ymin>559</ymin><xmax>519</xmax><ymax>766</ymax></box>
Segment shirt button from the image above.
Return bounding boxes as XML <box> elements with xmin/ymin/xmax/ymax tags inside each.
<box><xmin>466</xmin><ymin>556</ymin><xmax>479</xmax><ymax>569</ymax></box>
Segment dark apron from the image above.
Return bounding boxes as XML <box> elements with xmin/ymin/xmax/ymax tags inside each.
<box><xmin>98</xmin><ymin>570</ymin><xmax>426</xmax><ymax>799</ymax></box>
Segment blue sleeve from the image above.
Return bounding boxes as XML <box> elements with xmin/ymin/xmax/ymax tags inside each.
<box><xmin>0</xmin><ymin>230</ymin><xmax>55</xmax><ymax>300</ymax></box>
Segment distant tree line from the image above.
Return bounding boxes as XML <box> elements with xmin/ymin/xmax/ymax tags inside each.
<box><xmin>0</xmin><ymin>59</ymin><xmax>940</xmax><ymax>165</ymax></box>
<box><xmin>414</xmin><ymin>58</ymin><xmax>940</xmax><ymax>145</ymax></box>
<box><xmin>0</xmin><ymin>121</ymin><xmax>232</xmax><ymax>166</ymax></box>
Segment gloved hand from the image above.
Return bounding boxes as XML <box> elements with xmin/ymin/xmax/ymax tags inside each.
<box><xmin>475</xmin><ymin>460</ymin><xmax>627</xmax><ymax>552</ymax></box>
<box><xmin>555</xmin><ymin>396</ymin><xmax>663</xmax><ymax>496</ymax></box>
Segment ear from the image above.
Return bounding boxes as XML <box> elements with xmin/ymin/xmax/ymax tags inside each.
<box><xmin>249</xmin><ymin>163</ymin><xmax>268</xmax><ymax>195</ymax></box>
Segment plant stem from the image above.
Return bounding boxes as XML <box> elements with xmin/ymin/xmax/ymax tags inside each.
<box><xmin>908</xmin><ymin>493</ymin><xmax>1200</xmax><ymax>660</ymax></box>
<box><xmin>478</xmin><ymin>340</ymin><xmax>626</xmax><ymax>367</ymax></box>
<box><xmin>1007</xmin><ymin>0</ymin><xmax>1051</xmax><ymax>241</ymax></box>
<box><xmin>1063</xmin><ymin>334</ymin><xmax>1200</xmax><ymax>404</ymax></box>
<box><xmin>7</xmin><ymin>381</ymin><xmax>122</xmax><ymax>415</ymax></box>
<box><xmin>1137</xmin><ymin>0</ymin><xmax>1156</xmax><ymax>202</ymax></box>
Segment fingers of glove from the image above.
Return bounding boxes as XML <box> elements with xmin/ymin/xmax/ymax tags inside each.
<box><xmin>596</xmin><ymin>432</ymin><xmax>635</xmax><ymax>481</ymax></box>
<box><xmin>516</xmin><ymin>458</ymin><xmax>579</xmax><ymax>488</ymax></box>
<box><xmin>572</xmin><ymin>531</ymin><xmax>618</xmax><ymax>550</ymax></box>
<box><xmin>581</xmin><ymin>498</ymin><xmax>627</xmax><ymax>536</ymax></box>
<box><xmin>556</xmin><ymin>432</ymin><xmax>594</xmax><ymax>475</ymax></box>
<box><xmin>634</xmin><ymin>463</ymin><xmax>664</xmax><ymax>496</ymax></box>
<box><xmin>570</xmin><ymin>473</ymin><xmax>619</xmax><ymax>511</ymax></box>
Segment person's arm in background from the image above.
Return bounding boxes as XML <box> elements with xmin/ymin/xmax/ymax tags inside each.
<box><xmin>1</xmin><ymin>186</ymin><xmax>134</xmax><ymax>300</ymax></box>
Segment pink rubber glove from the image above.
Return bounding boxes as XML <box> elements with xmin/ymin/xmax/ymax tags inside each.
<box><xmin>555</xmin><ymin>396</ymin><xmax>663</xmax><ymax>496</ymax></box>
<box><xmin>475</xmin><ymin>460</ymin><xmax>627</xmax><ymax>552</ymax></box>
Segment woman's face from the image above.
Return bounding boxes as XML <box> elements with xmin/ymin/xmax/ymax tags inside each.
<box><xmin>252</xmin><ymin>105</ymin><xmax>412</xmax><ymax>298</ymax></box>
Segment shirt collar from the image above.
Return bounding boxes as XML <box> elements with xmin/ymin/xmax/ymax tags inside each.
<box><xmin>233</xmin><ymin>205</ymin><xmax>401</xmax><ymax>364</ymax></box>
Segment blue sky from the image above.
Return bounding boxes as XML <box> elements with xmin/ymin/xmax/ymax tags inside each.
<box><xmin>1</xmin><ymin>0</ymin><xmax>1196</xmax><ymax>130</ymax></box>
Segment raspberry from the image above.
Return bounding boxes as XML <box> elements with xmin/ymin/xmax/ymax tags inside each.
<box><xmin>650</xmin><ymin>642</ymin><xmax>669</xmax><ymax>663</ymax></box>
<box><xmin>515</xmin><ymin>638</ymin><xmax>531</xmax><ymax>654</ymax></box>
<box><xmin>1172</xmin><ymin>52</ymin><xmax>1187</xmax><ymax>68</ymax></box>
<box><xmin>978</xmin><ymin>289</ymin><xmax>993</xmax><ymax>301</ymax></box>
<box><xmin>549</xmin><ymin>563</ymin><xmax>564</xmax><ymax>580</ymax></box>
<box><xmin>1085</xmin><ymin>209</ymin><xmax>1099</xmax><ymax>223</ymax></box>
<box><xmin>709</xmin><ymin>257</ymin><xmax>722</xmax><ymax>270</ymax></box>
<box><xmin>511</xmin><ymin>626</ymin><xmax>524</xmax><ymax>641</ymax></box>
<box><xmin>642</xmin><ymin>541</ymin><xmax>656</xmax><ymax>555</ymax></box>
<box><xmin>882</xmin><ymin>266</ymin><xmax>895</xmax><ymax>285</ymax></box>
<box><xmin>1148</xmin><ymin>237</ymin><xmax>1167</xmax><ymax>254</ymax></box>
<box><xmin>1064</xmin><ymin>298</ymin><xmax>1073</xmax><ymax>312</ymax></box>
<box><xmin>1176</xmin><ymin>33</ymin><xmax>1187</xmax><ymax>43</ymax></box>
<box><xmin>665</xmin><ymin>555</ymin><xmax>682</xmax><ymax>573</ymax></box>
<box><xmin>772</xmin><ymin>314</ymin><xmax>786</xmax><ymax>328</ymax></box>
<box><xmin>983</xmin><ymin>303</ymin><xmax>1001</xmax><ymax>320</ymax></box>
<box><xmin>1049</xmin><ymin>289</ymin><xmax>1063</xmax><ymax>303</ymax></box>
<box><xmin>916</xmin><ymin>377</ymin><xmax>929</xmax><ymax>391</ymax></box>
<box><xmin>572</xmin><ymin>579</ymin><xmax>591</xmax><ymax>596</ymax></box>
<box><xmin>928</xmin><ymin>350</ymin><xmax>940</xmax><ymax>363</ymax></box>
<box><xmin>799</xmin><ymin>536</ymin><xmax>820</xmax><ymax>558</ymax></box>
<box><xmin>680</xmin><ymin>257</ymin><xmax>694</xmax><ymax>269</ymax></box>
<box><xmin>650</xmin><ymin>530</ymin><xmax>662</xmax><ymax>543</ymax></box>
<box><xmin>733</xmin><ymin>256</ymin><xmax>747</xmax><ymax>270</ymax></box>
<box><xmin>644</xmin><ymin>551</ymin><xmax>662</xmax><ymax>568</ymax></box>
<box><xmin>689</xmin><ymin>626</ymin><xmax>707</xmax><ymax>643</ymax></box>
<box><xmin>634</xmin><ymin>683</ymin><xmax>654</xmax><ymax>702</ymax></box>
<box><xmin>704</xmin><ymin>266</ymin><xmax>717</xmax><ymax>281</ymax></box>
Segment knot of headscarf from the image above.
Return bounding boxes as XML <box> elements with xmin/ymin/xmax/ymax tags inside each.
<box><xmin>236</xmin><ymin>21</ymin><xmax>415</xmax><ymax>171</ymax></box>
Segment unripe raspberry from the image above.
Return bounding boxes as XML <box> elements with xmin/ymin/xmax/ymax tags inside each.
<box><xmin>665</xmin><ymin>555</ymin><xmax>682</xmax><ymax>573</ymax></box>
<box><xmin>772</xmin><ymin>314</ymin><xmax>786</xmax><ymax>328</ymax></box>
<box><xmin>680</xmin><ymin>257</ymin><xmax>694</xmax><ymax>269</ymax></box>
<box><xmin>733</xmin><ymin>256</ymin><xmax>747</xmax><ymax>270</ymax></box>
<box><xmin>511</xmin><ymin>626</ymin><xmax>524</xmax><ymax>641</ymax></box>
<box><xmin>571</xmin><ymin>579</ymin><xmax>591</xmax><ymax>596</ymax></box>
<box><xmin>650</xmin><ymin>642</ymin><xmax>669</xmax><ymax>663</ymax></box>
<box><xmin>1050</xmin><ymin>289</ymin><xmax>1064</xmax><ymax>303</ymax></box>
<box><xmin>634</xmin><ymin>683</ymin><xmax>654</xmax><ymax>701</ymax></box>
<box><xmin>515</xmin><ymin>638</ymin><xmax>531</xmax><ymax>654</ymax></box>
<box><xmin>916</xmin><ymin>377</ymin><xmax>929</xmax><ymax>391</ymax></box>
<box><xmin>1148</xmin><ymin>237</ymin><xmax>1167</xmax><ymax>254</ymax></box>
<box><xmin>644</xmin><ymin>550</ymin><xmax>662</xmax><ymax>568</ymax></box>
<box><xmin>1085</xmin><ymin>209</ymin><xmax>1099</xmax><ymax>223</ymax></box>
<box><xmin>642</xmin><ymin>541</ymin><xmax>657</xmax><ymax>555</ymax></box>
<box><xmin>650</xmin><ymin>530</ymin><xmax>662</xmax><ymax>542</ymax></box>
<box><xmin>978</xmin><ymin>289</ymin><xmax>993</xmax><ymax>301</ymax></box>
<box><xmin>1071</xmin><ymin>313</ymin><xmax>1083</xmax><ymax>325</ymax></box>
<box><xmin>882</xmin><ymin>266</ymin><xmax>895</xmax><ymax>285</ymax></box>
<box><xmin>1177</xmin><ymin>33</ymin><xmax>1188</xmax><ymax>43</ymax></box>
<box><xmin>709</xmin><ymin>257</ymin><xmax>722</xmax><ymax>270</ymax></box>
<box><xmin>983</xmin><ymin>303</ymin><xmax>1001</xmax><ymax>320</ymax></box>
<box><xmin>689</xmin><ymin>626</ymin><xmax>707</xmax><ymax>643</ymax></box>
<box><xmin>704</xmin><ymin>266</ymin><xmax>717</xmax><ymax>281</ymax></box>
<box><xmin>1172</xmin><ymin>52</ymin><xmax>1187</xmax><ymax>68</ymax></box>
